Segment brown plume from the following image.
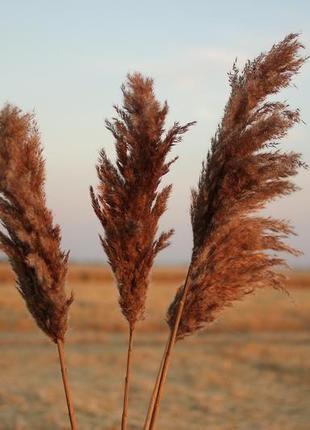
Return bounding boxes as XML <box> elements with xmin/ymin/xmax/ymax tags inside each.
<box><xmin>0</xmin><ymin>105</ymin><xmax>72</xmax><ymax>343</ymax></box>
<box><xmin>90</xmin><ymin>72</ymin><xmax>195</xmax><ymax>329</ymax></box>
<box><xmin>167</xmin><ymin>33</ymin><xmax>308</xmax><ymax>340</ymax></box>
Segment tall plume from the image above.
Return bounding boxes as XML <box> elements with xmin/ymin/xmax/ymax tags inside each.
<box><xmin>0</xmin><ymin>104</ymin><xmax>72</xmax><ymax>342</ymax></box>
<box><xmin>90</xmin><ymin>72</ymin><xmax>194</xmax><ymax>330</ymax></box>
<box><xmin>0</xmin><ymin>105</ymin><xmax>77</xmax><ymax>429</ymax></box>
<box><xmin>90</xmin><ymin>72</ymin><xmax>194</xmax><ymax>429</ymax></box>
<box><xmin>168</xmin><ymin>33</ymin><xmax>307</xmax><ymax>339</ymax></box>
<box><xmin>145</xmin><ymin>33</ymin><xmax>307</xmax><ymax>430</ymax></box>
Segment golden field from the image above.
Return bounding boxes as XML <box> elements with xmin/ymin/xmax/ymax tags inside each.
<box><xmin>0</xmin><ymin>263</ymin><xmax>310</xmax><ymax>429</ymax></box>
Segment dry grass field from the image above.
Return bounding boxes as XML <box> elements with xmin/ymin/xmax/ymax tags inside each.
<box><xmin>0</xmin><ymin>263</ymin><xmax>310</xmax><ymax>429</ymax></box>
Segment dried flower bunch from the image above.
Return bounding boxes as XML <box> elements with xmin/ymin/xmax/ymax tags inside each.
<box><xmin>90</xmin><ymin>72</ymin><xmax>194</xmax><ymax>429</ymax></box>
<box><xmin>0</xmin><ymin>105</ymin><xmax>77</xmax><ymax>429</ymax></box>
<box><xmin>145</xmin><ymin>33</ymin><xmax>307</xmax><ymax>429</ymax></box>
<box><xmin>90</xmin><ymin>72</ymin><xmax>194</xmax><ymax>329</ymax></box>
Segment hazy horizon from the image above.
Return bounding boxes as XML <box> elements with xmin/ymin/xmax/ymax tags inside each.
<box><xmin>1</xmin><ymin>1</ymin><xmax>309</xmax><ymax>268</ymax></box>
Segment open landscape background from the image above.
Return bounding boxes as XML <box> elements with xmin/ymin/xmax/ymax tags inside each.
<box><xmin>0</xmin><ymin>263</ymin><xmax>309</xmax><ymax>429</ymax></box>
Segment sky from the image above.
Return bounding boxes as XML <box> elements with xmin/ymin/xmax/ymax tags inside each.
<box><xmin>0</xmin><ymin>0</ymin><xmax>309</xmax><ymax>267</ymax></box>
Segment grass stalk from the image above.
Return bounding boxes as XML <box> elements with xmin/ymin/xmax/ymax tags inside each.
<box><xmin>57</xmin><ymin>339</ymin><xmax>78</xmax><ymax>430</ymax></box>
<box><xmin>142</xmin><ymin>340</ymin><xmax>168</xmax><ymax>430</ymax></box>
<box><xmin>0</xmin><ymin>105</ymin><xmax>75</xmax><ymax>428</ymax></box>
<box><xmin>145</xmin><ymin>267</ymin><xmax>192</xmax><ymax>430</ymax></box>
<box><xmin>148</xmin><ymin>33</ymin><xmax>307</xmax><ymax>429</ymax></box>
<box><xmin>90</xmin><ymin>74</ymin><xmax>194</xmax><ymax>430</ymax></box>
<box><xmin>121</xmin><ymin>327</ymin><xmax>134</xmax><ymax>430</ymax></box>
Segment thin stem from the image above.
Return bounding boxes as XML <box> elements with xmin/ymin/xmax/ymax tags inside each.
<box><xmin>56</xmin><ymin>339</ymin><xmax>78</xmax><ymax>430</ymax></box>
<box><xmin>121</xmin><ymin>326</ymin><xmax>134</xmax><ymax>430</ymax></box>
<box><xmin>142</xmin><ymin>341</ymin><xmax>168</xmax><ymax>430</ymax></box>
<box><xmin>146</xmin><ymin>266</ymin><xmax>192</xmax><ymax>430</ymax></box>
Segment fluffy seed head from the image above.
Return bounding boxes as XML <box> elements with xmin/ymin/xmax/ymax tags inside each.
<box><xmin>0</xmin><ymin>105</ymin><xmax>72</xmax><ymax>342</ymax></box>
<box><xmin>91</xmin><ymin>72</ymin><xmax>195</xmax><ymax>328</ymax></box>
<box><xmin>167</xmin><ymin>33</ymin><xmax>308</xmax><ymax>340</ymax></box>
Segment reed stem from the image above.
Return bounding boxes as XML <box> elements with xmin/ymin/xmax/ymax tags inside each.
<box><xmin>145</xmin><ymin>266</ymin><xmax>192</xmax><ymax>430</ymax></box>
<box><xmin>56</xmin><ymin>339</ymin><xmax>78</xmax><ymax>430</ymax></box>
<box><xmin>121</xmin><ymin>327</ymin><xmax>134</xmax><ymax>430</ymax></box>
<box><xmin>142</xmin><ymin>341</ymin><xmax>168</xmax><ymax>430</ymax></box>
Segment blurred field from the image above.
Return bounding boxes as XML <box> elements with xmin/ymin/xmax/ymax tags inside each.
<box><xmin>0</xmin><ymin>263</ymin><xmax>310</xmax><ymax>429</ymax></box>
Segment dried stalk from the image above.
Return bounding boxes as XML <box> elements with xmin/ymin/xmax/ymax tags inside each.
<box><xmin>146</xmin><ymin>33</ymin><xmax>307</xmax><ymax>429</ymax></box>
<box><xmin>143</xmin><ymin>340</ymin><xmax>168</xmax><ymax>430</ymax></box>
<box><xmin>121</xmin><ymin>327</ymin><xmax>134</xmax><ymax>430</ymax></box>
<box><xmin>0</xmin><ymin>105</ymin><xmax>77</xmax><ymax>429</ymax></box>
<box><xmin>144</xmin><ymin>266</ymin><xmax>192</xmax><ymax>430</ymax></box>
<box><xmin>57</xmin><ymin>340</ymin><xmax>78</xmax><ymax>430</ymax></box>
<box><xmin>90</xmin><ymin>72</ymin><xmax>194</xmax><ymax>429</ymax></box>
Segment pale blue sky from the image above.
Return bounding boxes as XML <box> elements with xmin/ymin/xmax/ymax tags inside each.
<box><xmin>0</xmin><ymin>1</ymin><xmax>309</xmax><ymax>267</ymax></box>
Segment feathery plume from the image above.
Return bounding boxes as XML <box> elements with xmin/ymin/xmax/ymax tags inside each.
<box><xmin>168</xmin><ymin>32</ymin><xmax>307</xmax><ymax>339</ymax></box>
<box><xmin>0</xmin><ymin>105</ymin><xmax>77</xmax><ymax>429</ymax></box>
<box><xmin>145</xmin><ymin>33</ymin><xmax>307</xmax><ymax>430</ymax></box>
<box><xmin>90</xmin><ymin>72</ymin><xmax>195</xmax><ymax>430</ymax></box>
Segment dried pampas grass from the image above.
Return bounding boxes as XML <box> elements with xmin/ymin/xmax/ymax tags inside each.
<box><xmin>168</xmin><ymin>33</ymin><xmax>307</xmax><ymax>339</ymax></box>
<box><xmin>90</xmin><ymin>72</ymin><xmax>194</xmax><ymax>429</ymax></box>
<box><xmin>145</xmin><ymin>33</ymin><xmax>308</xmax><ymax>430</ymax></box>
<box><xmin>91</xmin><ymin>73</ymin><xmax>194</xmax><ymax>330</ymax></box>
<box><xmin>0</xmin><ymin>105</ymin><xmax>77</xmax><ymax>429</ymax></box>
